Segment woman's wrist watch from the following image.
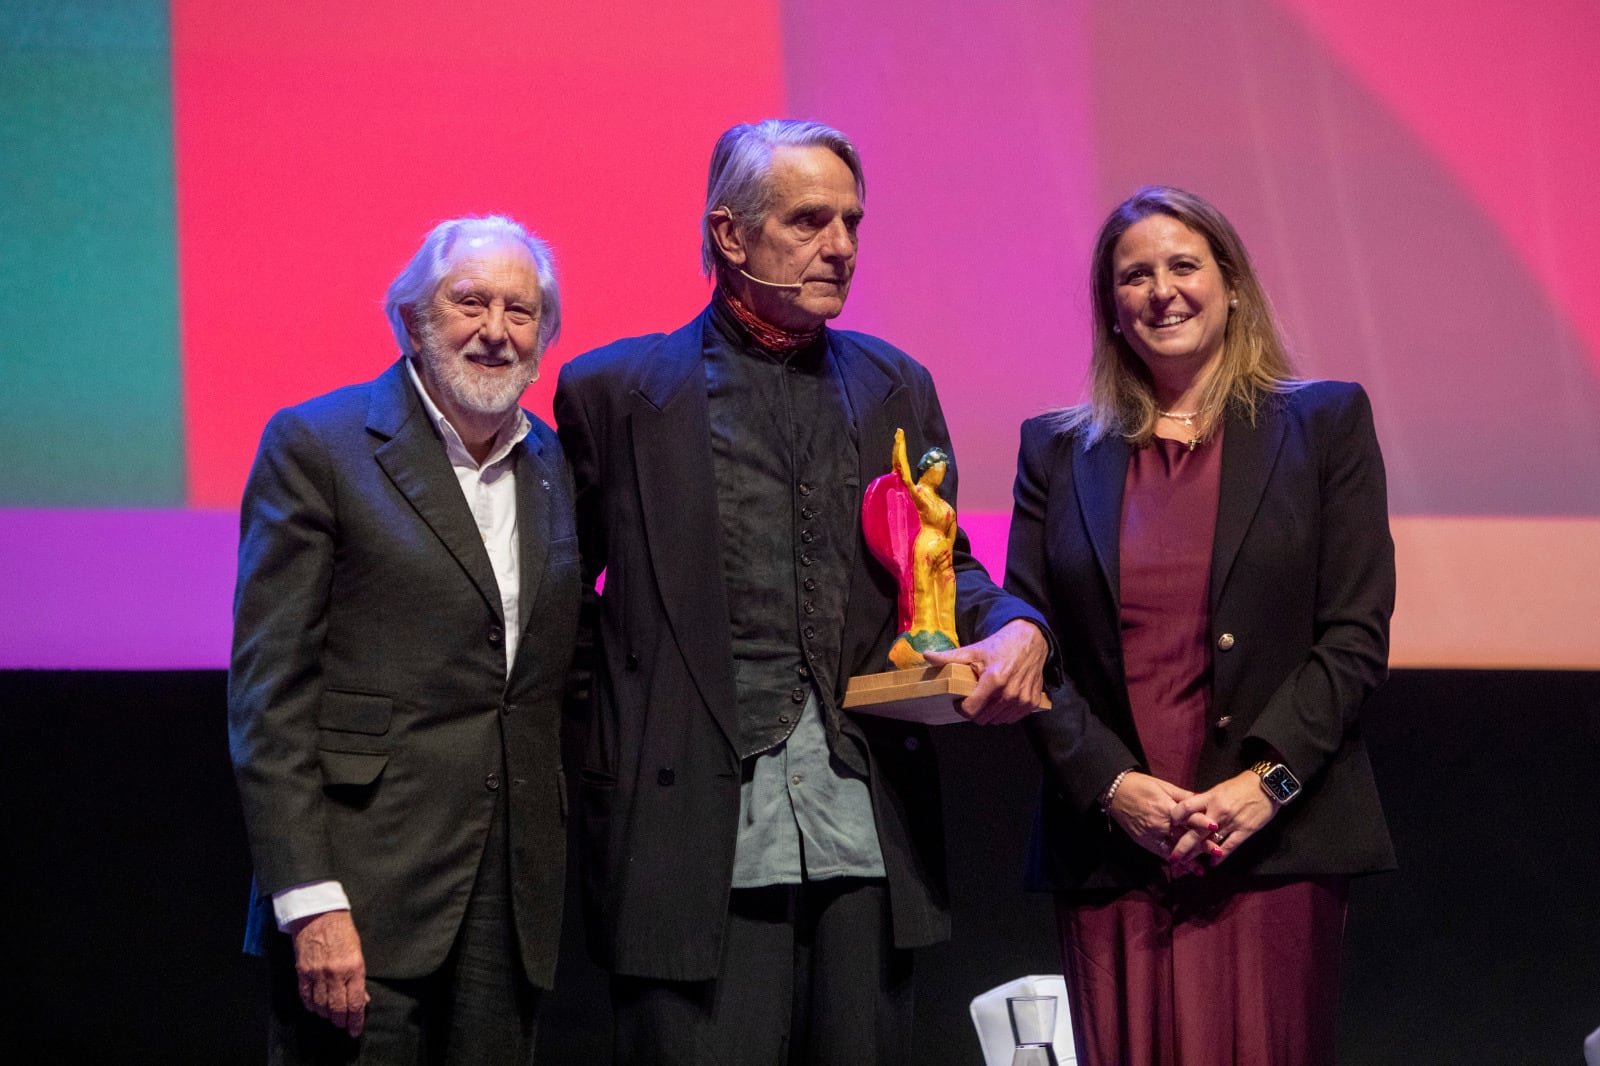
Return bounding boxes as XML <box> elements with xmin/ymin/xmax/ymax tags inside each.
<box><xmin>1250</xmin><ymin>759</ymin><xmax>1302</xmax><ymax>804</ymax></box>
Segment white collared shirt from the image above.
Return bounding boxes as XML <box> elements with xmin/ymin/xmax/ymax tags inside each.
<box><xmin>272</xmin><ymin>360</ymin><xmax>530</xmax><ymax>931</ymax></box>
<box><xmin>404</xmin><ymin>357</ymin><xmax>531</xmax><ymax>675</ymax></box>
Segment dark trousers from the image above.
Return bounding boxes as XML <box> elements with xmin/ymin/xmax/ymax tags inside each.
<box><xmin>268</xmin><ymin>794</ymin><xmax>541</xmax><ymax>1065</ymax></box>
<box><xmin>611</xmin><ymin>877</ymin><xmax>914</xmax><ymax>1066</ymax></box>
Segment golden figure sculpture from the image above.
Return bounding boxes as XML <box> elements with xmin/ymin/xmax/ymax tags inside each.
<box><xmin>863</xmin><ymin>428</ymin><xmax>959</xmax><ymax>670</ymax></box>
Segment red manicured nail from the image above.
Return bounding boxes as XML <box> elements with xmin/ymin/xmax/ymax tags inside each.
<box><xmin>1208</xmin><ymin>823</ymin><xmax>1219</xmax><ymax>832</ymax></box>
<box><xmin>1210</xmin><ymin>847</ymin><xmax>1224</xmax><ymax>858</ymax></box>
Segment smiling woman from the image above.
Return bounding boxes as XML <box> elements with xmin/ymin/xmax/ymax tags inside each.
<box><xmin>1071</xmin><ymin>185</ymin><xmax>1301</xmax><ymax>452</ymax></box>
<box><xmin>1110</xmin><ymin>213</ymin><xmax>1235</xmax><ymax>414</ymax></box>
<box><xmin>1006</xmin><ymin>186</ymin><xmax>1396</xmax><ymax>1066</ymax></box>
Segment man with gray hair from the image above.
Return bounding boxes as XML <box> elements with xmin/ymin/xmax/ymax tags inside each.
<box><xmin>556</xmin><ymin>120</ymin><xmax>1051</xmax><ymax>1062</ymax></box>
<box><xmin>230</xmin><ymin>214</ymin><xmax>581</xmax><ymax>1063</ymax></box>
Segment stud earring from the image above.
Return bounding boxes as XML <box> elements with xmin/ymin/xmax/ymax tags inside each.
<box><xmin>1112</xmin><ymin>323</ymin><xmax>1121</xmax><ymax>334</ymax></box>
<box><xmin>1229</xmin><ymin>298</ymin><xmax>1239</xmax><ymax>308</ymax></box>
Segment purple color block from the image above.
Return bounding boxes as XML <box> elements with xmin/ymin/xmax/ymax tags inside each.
<box><xmin>782</xmin><ymin>0</ymin><xmax>1100</xmax><ymax>513</ymax></box>
<box><xmin>0</xmin><ymin>508</ymin><xmax>1016</xmax><ymax>670</ymax></box>
<box><xmin>0</xmin><ymin>509</ymin><xmax>238</xmax><ymax>670</ymax></box>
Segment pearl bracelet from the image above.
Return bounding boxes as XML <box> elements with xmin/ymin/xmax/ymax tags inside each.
<box><xmin>1099</xmin><ymin>767</ymin><xmax>1134</xmax><ymax>813</ymax></box>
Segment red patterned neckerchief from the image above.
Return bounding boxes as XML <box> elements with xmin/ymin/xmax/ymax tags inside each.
<box><xmin>718</xmin><ymin>284</ymin><xmax>823</xmax><ymax>353</ymax></box>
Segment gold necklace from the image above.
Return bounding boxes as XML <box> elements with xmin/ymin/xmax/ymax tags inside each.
<box><xmin>1159</xmin><ymin>410</ymin><xmax>1205</xmax><ymax>450</ymax></box>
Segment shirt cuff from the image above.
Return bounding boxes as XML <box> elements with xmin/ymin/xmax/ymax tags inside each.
<box><xmin>271</xmin><ymin>880</ymin><xmax>351</xmax><ymax>932</ymax></box>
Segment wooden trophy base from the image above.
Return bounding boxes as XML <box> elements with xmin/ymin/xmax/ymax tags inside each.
<box><xmin>843</xmin><ymin>663</ymin><xmax>1049</xmax><ymax>725</ymax></box>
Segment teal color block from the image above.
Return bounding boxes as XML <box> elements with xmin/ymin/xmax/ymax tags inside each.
<box><xmin>0</xmin><ymin>0</ymin><xmax>183</xmax><ymax>505</ymax></box>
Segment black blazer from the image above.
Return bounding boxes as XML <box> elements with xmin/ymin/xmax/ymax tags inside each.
<box><xmin>554</xmin><ymin>309</ymin><xmax>1045</xmax><ymax>981</ymax></box>
<box><xmin>1007</xmin><ymin>381</ymin><xmax>1396</xmax><ymax>891</ymax></box>
<box><xmin>228</xmin><ymin>359</ymin><xmax>581</xmax><ymax>987</ymax></box>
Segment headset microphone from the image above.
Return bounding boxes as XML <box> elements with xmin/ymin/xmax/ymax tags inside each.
<box><xmin>738</xmin><ymin>269</ymin><xmax>805</xmax><ymax>291</ymax></box>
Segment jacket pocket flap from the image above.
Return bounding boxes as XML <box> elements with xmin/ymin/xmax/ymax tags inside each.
<box><xmin>318</xmin><ymin>690</ymin><xmax>392</xmax><ymax>735</ymax></box>
<box><xmin>319</xmin><ymin>750</ymin><xmax>389</xmax><ymax>787</ymax></box>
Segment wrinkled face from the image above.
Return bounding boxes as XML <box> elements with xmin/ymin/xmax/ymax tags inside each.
<box><xmin>408</xmin><ymin>237</ymin><xmax>543</xmax><ymax>426</ymax></box>
<box><xmin>731</xmin><ymin>145</ymin><xmax>862</xmax><ymax>331</ymax></box>
<box><xmin>1110</xmin><ymin>214</ymin><xmax>1234</xmax><ymax>383</ymax></box>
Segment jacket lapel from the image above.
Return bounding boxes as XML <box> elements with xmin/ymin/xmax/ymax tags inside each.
<box><xmin>833</xmin><ymin>334</ymin><xmax>900</xmax><ymax>607</ymax></box>
<box><xmin>628</xmin><ymin>315</ymin><xmax>741</xmax><ymax>749</ymax></box>
<box><xmin>827</xmin><ymin>333</ymin><xmax>902</xmax><ymax>689</ymax></box>
<box><xmin>513</xmin><ymin>427</ymin><xmax>555</xmax><ymax>633</ymax></box>
<box><xmin>833</xmin><ymin>334</ymin><xmax>900</xmax><ymax>476</ymax></box>
<box><xmin>1210</xmin><ymin>401</ymin><xmax>1287</xmax><ymax>611</ymax></box>
<box><xmin>1074</xmin><ymin>433</ymin><xmax>1130</xmax><ymax>611</ymax></box>
<box><xmin>369</xmin><ymin>359</ymin><xmax>503</xmax><ymax>621</ymax></box>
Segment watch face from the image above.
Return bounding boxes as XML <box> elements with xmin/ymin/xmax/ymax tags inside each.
<box><xmin>1262</xmin><ymin>765</ymin><xmax>1301</xmax><ymax>802</ymax></box>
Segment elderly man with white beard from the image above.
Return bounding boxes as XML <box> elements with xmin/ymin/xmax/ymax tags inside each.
<box><xmin>229</xmin><ymin>214</ymin><xmax>582</xmax><ymax>1064</ymax></box>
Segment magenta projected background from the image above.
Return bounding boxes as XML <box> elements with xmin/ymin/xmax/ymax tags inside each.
<box><xmin>3</xmin><ymin>0</ymin><xmax>1598</xmax><ymax>669</ymax></box>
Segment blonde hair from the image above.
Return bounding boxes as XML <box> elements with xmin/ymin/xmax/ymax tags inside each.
<box><xmin>1058</xmin><ymin>186</ymin><xmax>1300</xmax><ymax>446</ymax></box>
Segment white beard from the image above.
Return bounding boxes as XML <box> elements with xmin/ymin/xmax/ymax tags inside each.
<box><xmin>412</xmin><ymin>316</ymin><xmax>538</xmax><ymax>419</ymax></box>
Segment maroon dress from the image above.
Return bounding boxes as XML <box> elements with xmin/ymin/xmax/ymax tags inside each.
<box><xmin>1057</xmin><ymin>432</ymin><xmax>1348</xmax><ymax>1066</ymax></box>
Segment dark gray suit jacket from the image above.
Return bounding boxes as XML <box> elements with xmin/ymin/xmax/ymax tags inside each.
<box><xmin>228</xmin><ymin>358</ymin><xmax>581</xmax><ymax>987</ymax></box>
<box><xmin>554</xmin><ymin>309</ymin><xmax>1047</xmax><ymax>981</ymax></box>
<box><xmin>1009</xmin><ymin>381</ymin><xmax>1397</xmax><ymax>892</ymax></box>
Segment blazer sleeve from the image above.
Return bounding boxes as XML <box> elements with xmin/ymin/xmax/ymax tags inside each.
<box><xmin>1246</xmin><ymin>385</ymin><xmax>1395</xmax><ymax>782</ymax></box>
<box><xmin>552</xmin><ymin>363</ymin><xmax>607</xmax><ymax>590</ymax></box>
<box><xmin>1006</xmin><ymin>418</ymin><xmax>1143</xmax><ymax>814</ymax></box>
<box><xmin>227</xmin><ymin>408</ymin><xmax>340</xmax><ymax>896</ymax></box>
<box><xmin>552</xmin><ymin>364</ymin><xmax>604</xmax><ymax>738</ymax></box>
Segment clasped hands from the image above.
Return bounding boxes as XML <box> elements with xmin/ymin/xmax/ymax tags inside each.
<box><xmin>1106</xmin><ymin>770</ymin><xmax>1281</xmax><ymax>876</ymax></box>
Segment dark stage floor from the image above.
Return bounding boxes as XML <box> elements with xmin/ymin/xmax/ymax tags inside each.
<box><xmin>3</xmin><ymin>669</ymin><xmax>1596</xmax><ymax>1063</ymax></box>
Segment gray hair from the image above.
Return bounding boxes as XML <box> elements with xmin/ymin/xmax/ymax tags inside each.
<box><xmin>700</xmin><ymin>119</ymin><xmax>866</xmax><ymax>276</ymax></box>
<box><xmin>384</xmin><ymin>214</ymin><xmax>562</xmax><ymax>357</ymax></box>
